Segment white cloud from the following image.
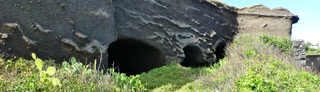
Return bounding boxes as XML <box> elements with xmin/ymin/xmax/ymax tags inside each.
<box><xmin>296</xmin><ymin>11</ymin><xmax>309</xmax><ymax>17</ymax></box>
<box><xmin>292</xmin><ymin>29</ymin><xmax>320</xmax><ymax>44</ymax></box>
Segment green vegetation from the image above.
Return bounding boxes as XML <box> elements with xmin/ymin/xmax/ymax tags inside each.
<box><xmin>305</xmin><ymin>42</ymin><xmax>320</xmax><ymax>55</ymax></box>
<box><xmin>259</xmin><ymin>34</ymin><xmax>293</xmax><ymax>54</ymax></box>
<box><xmin>0</xmin><ymin>54</ymin><xmax>145</xmax><ymax>91</ymax></box>
<box><xmin>1</xmin><ymin>35</ymin><xmax>320</xmax><ymax>91</ymax></box>
<box><xmin>139</xmin><ymin>63</ymin><xmax>202</xmax><ymax>91</ymax></box>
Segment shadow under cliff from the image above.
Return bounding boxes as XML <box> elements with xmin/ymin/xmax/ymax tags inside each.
<box><xmin>111</xmin><ymin>0</ymin><xmax>239</xmax><ymax>75</ymax></box>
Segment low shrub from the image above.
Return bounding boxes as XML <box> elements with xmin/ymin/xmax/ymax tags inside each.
<box><xmin>0</xmin><ymin>53</ymin><xmax>146</xmax><ymax>91</ymax></box>
<box><xmin>1</xmin><ymin>35</ymin><xmax>319</xmax><ymax>92</ymax></box>
<box><xmin>138</xmin><ymin>63</ymin><xmax>202</xmax><ymax>91</ymax></box>
<box><xmin>259</xmin><ymin>34</ymin><xmax>293</xmax><ymax>54</ymax></box>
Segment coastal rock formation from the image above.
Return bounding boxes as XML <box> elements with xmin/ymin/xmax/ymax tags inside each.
<box><xmin>0</xmin><ymin>0</ymin><xmax>115</xmax><ymax>70</ymax></box>
<box><xmin>0</xmin><ymin>0</ymin><xmax>298</xmax><ymax>75</ymax></box>
<box><xmin>112</xmin><ymin>0</ymin><xmax>238</xmax><ymax>70</ymax></box>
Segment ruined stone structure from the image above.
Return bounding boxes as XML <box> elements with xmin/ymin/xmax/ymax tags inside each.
<box><xmin>306</xmin><ymin>55</ymin><xmax>320</xmax><ymax>73</ymax></box>
<box><xmin>0</xmin><ymin>0</ymin><xmax>298</xmax><ymax>75</ymax></box>
<box><xmin>292</xmin><ymin>40</ymin><xmax>320</xmax><ymax>73</ymax></box>
<box><xmin>237</xmin><ymin>5</ymin><xmax>299</xmax><ymax>38</ymax></box>
<box><xmin>292</xmin><ymin>40</ymin><xmax>307</xmax><ymax>67</ymax></box>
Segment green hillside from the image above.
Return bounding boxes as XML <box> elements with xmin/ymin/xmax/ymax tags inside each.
<box><xmin>1</xmin><ymin>35</ymin><xmax>319</xmax><ymax>91</ymax></box>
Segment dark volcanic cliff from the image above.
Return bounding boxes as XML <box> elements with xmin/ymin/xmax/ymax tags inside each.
<box><xmin>113</xmin><ymin>0</ymin><xmax>238</xmax><ymax>66</ymax></box>
<box><xmin>0</xmin><ymin>0</ymin><xmax>298</xmax><ymax>75</ymax></box>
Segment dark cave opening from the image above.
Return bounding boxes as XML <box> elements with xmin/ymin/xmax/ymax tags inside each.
<box><xmin>180</xmin><ymin>44</ymin><xmax>209</xmax><ymax>67</ymax></box>
<box><xmin>215</xmin><ymin>42</ymin><xmax>227</xmax><ymax>61</ymax></box>
<box><xmin>107</xmin><ymin>38</ymin><xmax>165</xmax><ymax>75</ymax></box>
<box><xmin>180</xmin><ymin>43</ymin><xmax>227</xmax><ymax>67</ymax></box>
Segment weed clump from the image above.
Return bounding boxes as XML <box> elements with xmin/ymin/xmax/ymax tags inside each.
<box><xmin>0</xmin><ymin>53</ymin><xmax>146</xmax><ymax>91</ymax></box>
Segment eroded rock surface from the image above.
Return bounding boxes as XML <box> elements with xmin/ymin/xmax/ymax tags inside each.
<box><xmin>0</xmin><ymin>0</ymin><xmax>115</xmax><ymax>69</ymax></box>
<box><xmin>0</xmin><ymin>0</ymin><xmax>298</xmax><ymax>75</ymax></box>
<box><xmin>113</xmin><ymin>0</ymin><xmax>238</xmax><ymax>67</ymax></box>
<box><xmin>237</xmin><ymin>5</ymin><xmax>299</xmax><ymax>38</ymax></box>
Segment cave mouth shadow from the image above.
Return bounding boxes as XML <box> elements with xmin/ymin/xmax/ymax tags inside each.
<box><xmin>181</xmin><ymin>44</ymin><xmax>209</xmax><ymax>67</ymax></box>
<box><xmin>107</xmin><ymin>38</ymin><xmax>166</xmax><ymax>75</ymax></box>
<box><xmin>180</xmin><ymin>43</ymin><xmax>227</xmax><ymax>67</ymax></box>
<box><xmin>215</xmin><ymin>42</ymin><xmax>227</xmax><ymax>62</ymax></box>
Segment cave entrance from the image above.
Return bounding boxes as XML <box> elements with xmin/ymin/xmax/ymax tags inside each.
<box><xmin>215</xmin><ymin>42</ymin><xmax>226</xmax><ymax>61</ymax></box>
<box><xmin>107</xmin><ymin>38</ymin><xmax>165</xmax><ymax>75</ymax></box>
<box><xmin>181</xmin><ymin>44</ymin><xmax>209</xmax><ymax>67</ymax></box>
<box><xmin>180</xmin><ymin>43</ymin><xmax>227</xmax><ymax>67</ymax></box>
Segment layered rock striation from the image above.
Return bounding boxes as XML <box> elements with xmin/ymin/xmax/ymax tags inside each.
<box><xmin>0</xmin><ymin>0</ymin><xmax>298</xmax><ymax>75</ymax></box>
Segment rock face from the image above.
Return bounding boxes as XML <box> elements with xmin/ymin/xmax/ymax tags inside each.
<box><xmin>112</xmin><ymin>0</ymin><xmax>238</xmax><ymax>69</ymax></box>
<box><xmin>180</xmin><ymin>44</ymin><xmax>208</xmax><ymax>67</ymax></box>
<box><xmin>107</xmin><ymin>38</ymin><xmax>166</xmax><ymax>75</ymax></box>
<box><xmin>0</xmin><ymin>0</ymin><xmax>115</xmax><ymax>70</ymax></box>
<box><xmin>0</xmin><ymin>0</ymin><xmax>298</xmax><ymax>75</ymax></box>
<box><xmin>237</xmin><ymin>5</ymin><xmax>299</xmax><ymax>38</ymax></box>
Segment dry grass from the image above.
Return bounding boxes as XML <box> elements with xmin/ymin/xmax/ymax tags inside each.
<box><xmin>193</xmin><ymin>35</ymin><xmax>308</xmax><ymax>91</ymax></box>
<box><xmin>2</xmin><ymin>35</ymin><xmax>319</xmax><ymax>91</ymax></box>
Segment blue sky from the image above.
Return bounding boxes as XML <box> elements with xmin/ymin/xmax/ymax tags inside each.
<box><xmin>221</xmin><ymin>0</ymin><xmax>320</xmax><ymax>44</ymax></box>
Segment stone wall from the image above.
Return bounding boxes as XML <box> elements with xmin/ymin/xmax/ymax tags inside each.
<box><xmin>306</xmin><ymin>55</ymin><xmax>320</xmax><ymax>73</ymax></box>
<box><xmin>292</xmin><ymin>40</ymin><xmax>320</xmax><ymax>73</ymax></box>
<box><xmin>292</xmin><ymin>40</ymin><xmax>307</xmax><ymax>67</ymax></box>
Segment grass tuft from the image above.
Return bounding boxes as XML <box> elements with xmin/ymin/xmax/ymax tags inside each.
<box><xmin>138</xmin><ymin>62</ymin><xmax>202</xmax><ymax>91</ymax></box>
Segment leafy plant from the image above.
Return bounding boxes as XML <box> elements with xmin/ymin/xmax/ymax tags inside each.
<box><xmin>259</xmin><ymin>34</ymin><xmax>293</xmax><ymax>54</ymax></box>
<box><xmin>0</xmin><ymin>54</ymin><xmax>114</xmax><ymax>91</ymax></box>
<box><xmin>1</xmin><ymin>35</ymin><xmax>320</xmax><ymax>92</ymax></box>
<box><xmin>31</xmin><ymin>53</ymin><xmax>62</xmax><ymax>87</ymax></box>
<box><xmin>109</xmin><ymin>68</ymin><xmax>147</xmax><ymax>92</ymax></box>
<box><xmin>236</xmin><ymin>56</ymin><xmax>320</xmax><ymax>91</ymax></box>
<box><xmin>305</xmin><ymin>42</ymin><xmax>320</xmax><ymax>55</ymax></box>
<box><xmin>234</xmin><ymin>35</ymin><xmax>320</xmax><ymax>91</ymax></box>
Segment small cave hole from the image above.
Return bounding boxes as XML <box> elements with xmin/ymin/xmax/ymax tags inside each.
<box><xmin>180</xmin><ymin>44</ymin><xmax>209</xmax><ymax>67</ymax></box>
<box><xmin>107</xmin><ymin>38</ymin><xmax>165</xmax><ymax>75</ymax></box>
<box><xmin>215</xmin><ymin>42</ymin><xmax>227</xmax><ymax>61</ymax></box>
